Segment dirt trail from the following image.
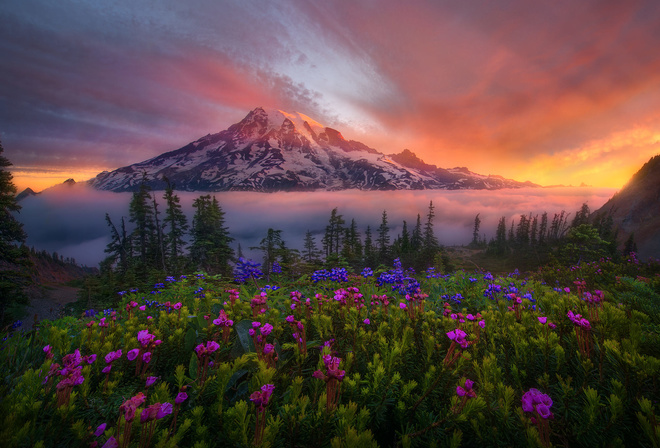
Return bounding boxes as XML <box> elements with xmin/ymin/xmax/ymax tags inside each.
<box><xmin>22</xmin><ymin>284</ymin><xmax>81</xmax><ymax>326</ymax></box>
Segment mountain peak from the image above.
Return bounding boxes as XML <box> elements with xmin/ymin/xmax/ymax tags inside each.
<box><xmin>89</xmin><ymin>107</ymin><xmax>540</xmax><ymax>192</ymax></box>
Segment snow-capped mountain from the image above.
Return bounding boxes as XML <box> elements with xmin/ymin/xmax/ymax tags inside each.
<box><xmin>89</xmin><ymin>107</ymin><xmax>538</xmax><ymax>192</ymax></box>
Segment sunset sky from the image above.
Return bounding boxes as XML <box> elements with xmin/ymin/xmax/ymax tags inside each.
<box><xmin>2</xmin><ymin>0</ymin><xmax>660</xmax><ymax>192</ymax></box>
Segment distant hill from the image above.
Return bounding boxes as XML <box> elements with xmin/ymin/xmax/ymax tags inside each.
<box><xmin>16</xmin><ymin>187</ymin><xmax>38</xmax><ymax>202</ymax></box>
<box><xmin>89</xmin><ymin>107</ymin><xmax>539</xmax><ymax>192</ymax></box>
<box><xmin>592</xmin><ymin>155</ymin><xmax>660</xmax><ymax>259</ymax></box>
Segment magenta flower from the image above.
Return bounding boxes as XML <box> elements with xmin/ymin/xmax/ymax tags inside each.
<box><xmin>175</xmin><ymin>392</ymin><xmax>188</xmax><ymax>404</ymax></box>
<box><xmin>446</xmin><ymin>328</ymin><xmax>468</xmax><ymax>348</ymax></box>
<box><xmin>260</xmin><ymin>323</ymin><xmax>273</xmax><ymax>336</ymax></box>
<box><xmin>206</xmin><ymin>341</ymin><xmax>220</xmax><ymax>353</ymax></box>
<box><xmin>399</xmin><ymin>303</ymin><xmax>407</xmax><ymax>309</ymax></box>
<box><xmin>478</xmin><ymin>320</ymin><xmax>485</xmax><ymax>329</ymax></box>
<box><xmin>137</xmin><ymin>329</ymin><xmax>155</xmax><ymax>347</ymax></box>
<box><xmin>173</xmin><ymin>302</ymin><xmax>182</xmax><ymax>310</ymax></box>
<box><xmin>86</xmin><ymin>354</ymin><xmax>97</xmax><ymax>364</ymax></box>
<box><xmin>139</xmin><ymin>305</ymin><xmax>146</xmax><ymax>311</ymax></box>
<box><xmin>102</xmin><ymin>365</ymin><xmax>112</xmax><ymax>374</ymax></box>
<box><xmin>156</xmin><ymin>402</ymin><xmax>173</xmax><ymax>419</ymax></box>
<box><xmin>264</xmin><ymin>343</ymin><xmax>274</xmax><ymax>355</ymax></box>
<box><xmin>535</xmin><ymin>403</ymin><xmax>551</xmax><ymax>419</ymax></box>
<box><xmin>456</xmin><ymin>379</ymin><xmax>476</xmax><ymax>398</ymax></box>
<box><xmin>522</xmin><ymin>388</ymin><xmax>553</xmax><ymax>419</ymax></box>
<box><xmin>127</xmin><ymin>349</ymin><xmax>140</xmax><ymax>361</ymax></box>
<box><xmin>363</xmin><ymin>318</ymin><xmax>370</xmax><ymax>325</ymax></box>
<box><xmin>538</xmin><ymin>316</ymin><xmax>548</xmax><ymax>325</ymax></box>
<box><xmin>142</xmin><ymin>352</ymin><xmax>152</xmax><ymax>364</ymax></box>
<box><xmin>285</xmin><ymin>315</ymin><xmax>295</xmax><ymax>323</ymax></box>
<box><xmin>145</xmin><ymin>376</ymin><xmax>158</xmax><ymax>387</ymax></box>
<box><xmin>548</xmin><ymin>322</ymin><xmax>557</xmax><ymax>329</ymax></box>
<box><xmin>94</xmin><ymin>423</ymin><xmax>107</xmax><ymax>437</ymax></box>
<box><xmin>101</xmin><ymin>437</ymin><xmax>118</xmax><ymax>448</ymax></box>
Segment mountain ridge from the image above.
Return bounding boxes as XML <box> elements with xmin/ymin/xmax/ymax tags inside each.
<box><xmin>593</xmin><ymin>154</ymin><xmax>660</xmax><ymax>258</ymax></box>
<box><xmin>89</xmin><ymin>107</ymin><xmax>539</xmax><ymax>192</ymax></box>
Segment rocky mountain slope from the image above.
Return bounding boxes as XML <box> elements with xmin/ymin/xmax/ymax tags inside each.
<box><xmin>593</xmin><ymin>154</ymin><xmax>660</xmax><ymax>259</ymax></box>
<box><xmin>89</xmin><ymin>107</ymin><xmax>538</xmax><ymax>192</ymax></box>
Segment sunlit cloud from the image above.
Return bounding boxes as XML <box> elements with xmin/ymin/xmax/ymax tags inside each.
<box><xmin>1</xmin><ymin>0</ymin><xmax>660</xmax><ymax>191</ymax></box>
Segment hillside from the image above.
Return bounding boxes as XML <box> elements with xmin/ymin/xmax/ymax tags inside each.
<box><xmin>593</xmin><ymin>155</ymin><xmax>660</xmax><ymax>258</ymax></box>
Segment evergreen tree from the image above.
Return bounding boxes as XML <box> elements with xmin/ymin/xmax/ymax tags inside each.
<box><xmin>530</xmin><ymin>215</ymin><xmax>539</xmax><ymax>246</ymax></box>
<box><xmin>423</xmin><ymin>201</ymin><xmax>440</xmax><ymax>252</ymax></box>
<box><xmin>128</xmin><ymin>175</ymin><xmax>157</xmax><ymax>270</ymax></box>
<box><xmin>190</xmin><ymin>195</ymin><xmax>234</xmax><ymax>274</ymax></box>
<box><xmin>0</xmin><ymin>142</ymin><xmax>27</xmax><ymax>260</ymax></box>
<box><xmin>252</xmin><ymin>228</ymin><xmax>286</xmax><ymax>276</ymax></box>
<box><xmin>539</xmin><ymin>212</ymin><xmax>548</xmax><ymax>245</ymax></box>
<box><xmin>303</xmin><ymin>230</ymin><xmax>321</xmax><ymax>263</ymax></box>
<box><xmin>400</xmin><ymin>220</ymin><xmax>411</xmax><ymax>254</ymax></box>
<box><xmin>411</xmin><ymin>214</ymin><xmax>422</xmax><ymax>252</ymax></box>
<box><xmin>151</xmin><ymin>193</ymin><xmax>166</xmax><ymax>271</ymax></box>
<box><xmin>571</xmin><ymin>203</ymin><xmax>591</xmax><ymax>228</ymax></box>
<box><xmin>322</xmin><ymin>208</ymin><xmax>345</xmax><ymax>258</ymax></box>
<box><xmin>363</xmin><ymin>225</ymin><xmax>376</xmax><ymax>267</ymax></box>
<box><xmin>341</xmin><ymin>219</ymin><xmax>362</xmax><ymax>267</ymax></box>
<box><xmin>103</xmin><ymin>214</ymin><xmax>131</xmax><ymax>274</ymax></box>
<box><xmin>471</xmin><ymin>214</ymin><xmax>481</xmax><ymax>246</ymax></box>
<box><xmin>515</xmin><ymin>214</ymin><xmax>530</xmax><ymax>246</ymax></box>
<box><xmin>0</xmin><ymin>142</ymin><xmax>29</xmax><ymax>320</ymax></box>
<box><xmin>162</xmin><ymin>179</ymin><xmax>189</xmax><ymax>273</ymax></box>
<box><xmin>377</xmin><ymin>210</ymin><xmax>390</xmax><ymax>263</ymax></box>
<box><xmin>623</xmin><ymin>233</ymin><xmax>637</xmax><ymax>256</ymax></box>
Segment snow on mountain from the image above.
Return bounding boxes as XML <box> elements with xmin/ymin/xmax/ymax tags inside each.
<box><xmin>89</xmin><ymin>107</ymin><xmax>539</xmax><ymax>192</ymax></box>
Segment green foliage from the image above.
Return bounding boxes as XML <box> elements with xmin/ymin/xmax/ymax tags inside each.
<box><xmin>1</xmin><ymin>257</ymin><xmax>659</xmax><ymax>447</ymax></box>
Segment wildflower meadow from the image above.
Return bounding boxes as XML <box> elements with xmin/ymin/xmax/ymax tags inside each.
<box><xmin>1</xmin><ymin>256</ymin><xmax>659</xmax><ymax>447</ymax></box>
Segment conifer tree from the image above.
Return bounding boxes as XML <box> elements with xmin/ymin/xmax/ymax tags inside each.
<box><xmin>363</xmin><ymin>225</ymin><xmax>376</xmax><ymax>267</ymax></box>
<box><xmin>190</xmin><ymin>195</ymin><xmax>234</xmax><ymax>274</ymax></box>
<box><xmin>423</xmin><ymin>201</ymin><xmax>439</xmax><ymax>253</ymax></box>
<box><xmin>129</xmin><ymin>175</ymin><xmax>157</xmax><ymax>270</ymax></box>
<box><xmin>303</xmin><ymin>230</ymin><xmax>320</xmax><ymax>263</ymax></box>
<box><xmin>471</xmin><ymin>214</ymin><xmax>481</xmax><ymax>246</ymax></box>
<box><xmin>103</xmin><ymin>214</ymin><xmax>131</xmax><ymax>273</ymax></box>
<box><xmin>162</xmin><ymin>178</ymin><xmax>189</xmax><ymax>273</ymax></box>
<box><xmin>411</xmin><ymin>214</ymin><xmax>422</xmax><ymax>252</ymax></box>
<box><xmin>0</xmin><ymin>142</ymin><xmax>27</xmax><ymax>260</ymax></box>
<box><xmin>0</xmin><ymin>142</ymin><xmax>29</xmax><ymax>320</ymax></box>
<box><xmin>377</xmin><ymin>210</ymin><xmax>390</xmax><ymax>263</ymax></box>
<box><xmin>323</xmin><ymin>208</ymin><xmax>345</xmax><ymax>258</ymax></box>
<box><xmin>252</xmin><ymin>228</ymin><xmax>287</xmax><ymax>276</ymax></box>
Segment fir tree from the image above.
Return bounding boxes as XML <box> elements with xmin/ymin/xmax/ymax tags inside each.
<box><xmin>411</xmin><ymin>214</ymin><xmax>422</xmax><ymax>252</ymax></box>
<box><xmin>303</xmin><ymin>230</ymin><xmax>320</xmax><ymax>263</ymax></box>
<box><xmin>377</xmin><ymin>210</ymin><xmax>390</xmax><ymax>263</ymax></box>
<box><xmin>363</xmin><ymin>225</ymin><xmax>376</xmax><ymax>267</ymax></box>
<box><xmin>190</xmin><ymin>195</ymin><xmax>234</xmax><ymax>274</ymax></box>
<box><xmin>423</xmin><ymin>201</ymin><xmax>440</xmax><ymax>253</ymax></box>
<box><xmin>251</xmin><ymin>228</ymin><xmax>287</xmax><ymax>276</ymax></box>
<box><xmin>471</xmin><ymin>214</ymin><xmax>481</xmax><ymax>246</ymax></box>
<box><xmin>323</xmin><ymin>208</ymin><xmax>345</xmax><ymax>258</ymax></box>
<box><xmin>128</xmin><ymin>175</ymin><xmax>157</xmax><ymax>270</ymax></box>
<box><xmin>0</xmin><ymin>142</ymin><xmax>29</xmax><ymax>320</ymax></box>
<box><xmin>162</xmin><ymin>178</ymin><xmax>189</xmax><ymax>273</ymax></box>
<box><xmin>0</xmin><ymin>142</ymin><xmax>27</xmax><ymax>260</ymax></box>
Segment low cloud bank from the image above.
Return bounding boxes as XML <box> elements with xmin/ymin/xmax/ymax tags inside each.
<box><xmin>17</xmin><ymin>185</ymin><xmax>617</xmax><ymax>267</ymax></box>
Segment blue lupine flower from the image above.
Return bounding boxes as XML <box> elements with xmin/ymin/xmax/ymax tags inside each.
<box><xmin>234</xmin><ymin>257</ymin><xmax>264</xmax><ymax>283</ymax></box>
<box><xmin>361</xmin><ymin>267</ymin><xmax>374</xmax><ymax>278</ymax></box>
<box><xmin>271</xmin><ymin>261</ymin><xmax>282</xmax><ymax>274</ymax></box>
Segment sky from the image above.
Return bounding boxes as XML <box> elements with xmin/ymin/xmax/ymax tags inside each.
<box><xmin>2</xmin><ymin>0</ymin><xmax>660</xmax><ymax>192</ymax></box>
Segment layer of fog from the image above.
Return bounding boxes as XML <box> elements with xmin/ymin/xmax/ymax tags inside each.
<box><xmin>17</xmin><ymin>184</ymin><xmax>617</xmax><ymax>267</ymax></box>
